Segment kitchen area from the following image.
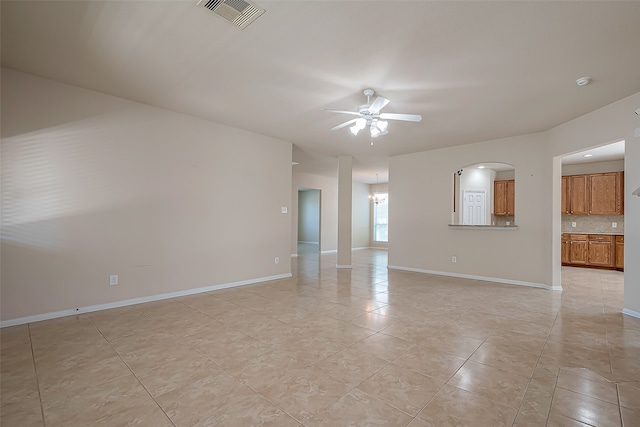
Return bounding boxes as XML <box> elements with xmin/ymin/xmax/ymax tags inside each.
<box><xmin>561</xmin><ymin>141</ymin><xmax>624</xmax><ymax>271</ymax></box>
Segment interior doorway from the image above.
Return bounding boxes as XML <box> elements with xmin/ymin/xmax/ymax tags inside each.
<box><xmin>553</xmin><ymin>139</ymin><xmax>625</xmax><ymax>291</ymax></box>
<box><xmin>297</xmin><ymin>188</ymin><xmax>321</xmax><ymax>255</ymax></box>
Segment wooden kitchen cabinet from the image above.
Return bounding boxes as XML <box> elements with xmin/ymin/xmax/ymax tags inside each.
<box><xmin>589</xmin><ymin>172</ymin><xmax>624</xmax><ymax>215</ymax></box>
<box><xmin>569</xmin><ymin>234</ymin><xmax>588</xmax><ymax>265</ymax></box>
<box><xmin>561</xmin><ymin>176</ymin><xmax>569</xmax><ymax>214</ymax></box>
<box><xmin>561</xmin><ymin>234</ymin><xmax>571</xmax><ymax>264</ymax></box>
<box><xmin>562</xmin><ymin>233</ymin><xmax>622</xmax><ymax>270</ymax></box>
<box><xmin>562</xmin><ymin>172</ymin><xmax>623</xmax><ymax>215</ymax></box>
<box><xmin>588</xmin><ymin>235</ymin><xmax>614</xmax><ymax>267</ymax></box>
<box><xmin>615</xmin><ymin>235</ymin><xmax>624</xmax><ymax>270</ymax></box>
<box><xmin>563</xmin><ymin>175</ymin><xmax>588</xmax><ymax>215</ymax></box>
<box><xmin>494</xmin><ymin>180</ymin><xmax>514</xmax><ymax>216</ymax></box>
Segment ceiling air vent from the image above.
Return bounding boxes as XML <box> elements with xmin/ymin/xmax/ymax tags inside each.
<box><xmin>197</xmin><ymin>0</ymin><xmax>265</xmax><ymax>30</ymax></box>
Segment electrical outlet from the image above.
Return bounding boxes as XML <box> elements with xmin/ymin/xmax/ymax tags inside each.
<box><xmin>571</xmin><ymin>222</ymin><xmax>577</xmax><ymax>228</ymax></box>
<box><xmin>452</xmin><ymin>256</ymin><xmax>457</xmax><ymax>263</ymax></box>
<box><xmin>109</xmin><ymin>274</ymin><xmax>119</xmax><ymax>286</ymax></box>
<box><xmin>275</xmin><ymin>257</ymin><xmax>280</xmax><ymax>264</ymax></box>
<box><xmin>612</xmin><ymin>222</ymin><xmax>617</xmax><ymax>228</ymax></box>
<box><xmin>281</xmin><ymin>207</ymin><xmax>288</xmax><ymax>214</ymax></box>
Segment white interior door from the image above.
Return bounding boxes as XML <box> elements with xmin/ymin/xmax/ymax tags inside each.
<box><xmin>462</xmin><ymin>190</ymin><xmax>486</xmax><ymax>225</ymax></box>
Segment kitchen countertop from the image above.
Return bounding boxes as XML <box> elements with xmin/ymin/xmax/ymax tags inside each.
<box><xmin>562</xmin><ymin>232</ymin><xmax>624</xmax><ymax>235</ymax></box>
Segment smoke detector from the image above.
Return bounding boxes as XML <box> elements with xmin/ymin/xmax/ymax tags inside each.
<box><xmin>576</xmin><ymin>77</ymin><xmax>591</xmax><ymax>86</ymax></box>
<box><xmin>197</xmin><ymin>0</ymin><xmax>265</xmax><ymax>30</ymax></box>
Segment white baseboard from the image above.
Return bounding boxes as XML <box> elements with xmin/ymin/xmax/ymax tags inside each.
<box><xmin>291</xmin><ymin>253</ymin><xmax>298</xmax><ymax>257</ymax></box>
<box><xmin>298</xmin><ymin>241</ymin><xmax>319</xmax><ymax>244</ymax></box>
<box><xmin>0</xmin><ymin>273</ymin><xmax>292</xmax><ymax>328</ymax></box>
<box><xmin>387</xmin><ymin>265</ymin><xmax>560</xmax><ymax>291</ymax></box>
<box><xmin>336</xmin><ymin>265</ymin><xmax>352</xmax><ymax>269</ymax></box>
<box><xmin>622</xmin><ymin>308</ymin><xmax>640</xmax><ymax>319</ymax></box>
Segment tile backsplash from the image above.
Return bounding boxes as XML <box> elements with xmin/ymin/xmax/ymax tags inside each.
<box><xmin>492</xmin><ymin>215</ymin><xmax>515</xmax><ymax>226</ymax></box>
<box><xmin>562</xmin><ymin>215</ymin><xmax>624</xmax><ymax>234</ymax></box>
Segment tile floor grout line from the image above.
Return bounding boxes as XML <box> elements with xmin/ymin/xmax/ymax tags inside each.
<box><xmin>6</xmin><ymin>255</ymin><xmax>636</xmax><ymax>426</ymax></box>
<box><xmin>87</xmin><ymin>314</ymin><xmax>178</xmax><ymax>427</ymax></box>
<box><xmin>27</xmin><ymin>322</ymin><xmax>47</xmax><ymax>427</ymax></box>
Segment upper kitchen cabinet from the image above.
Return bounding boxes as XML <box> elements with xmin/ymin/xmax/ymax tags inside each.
<box><xmin>494</xmin><ymin>179</ymin><xmax>515</xmax><ymax>216</ymax></box>
<box><xmin>561</xmin><ymin>171</ymin><xmax>623</xmax><ymax>215</ymax></box>
<box><xmin>588</xmin><ymin>172</ymin><xmax>624</xmax><ymax>215</ymax></box>
<box><xmin>562</xmin><ymin>175</ymin><xmax>588</xmax><ymax>215</ymax></box>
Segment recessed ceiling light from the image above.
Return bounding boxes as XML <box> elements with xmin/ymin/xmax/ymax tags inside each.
<box><xmin>478</xmin><ymin>165</ymin><xmax>485</xmax><ymax>169</ymax></box>
<box><xmin>576</xmin><ymin>77</ymin><xmax>591</xmax><ymax>86</ymax></box>
<box><xmin>583</xmin><ymin>154</ymin><xmax>593</xmax><ymax>158</ymax></box>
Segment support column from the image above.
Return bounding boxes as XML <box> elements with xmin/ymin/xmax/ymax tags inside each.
<box><xmin>337</xmin><ymin>155</ymin><xmax>352</xmax><ymax>268</ymax></box>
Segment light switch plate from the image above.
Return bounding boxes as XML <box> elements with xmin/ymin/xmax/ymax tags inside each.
<box><xmin>281</xmin><ymin>207</ymin><xmax>288</xmax><ymax>214</ymax></box>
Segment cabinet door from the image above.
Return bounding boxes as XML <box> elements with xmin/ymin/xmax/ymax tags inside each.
<box><xmin>588</xmin><ymin>241</ymin><xmax>613</xmax><ymax>266</ymax></box>
<box><xmin>561</xmin><ymin>176</ymin><xmax>570</xmax><ymax>214</ymax></box>
<box><xmin>569</xmin><ymin>175</ymin><xmax>588</xmax><ymax>215</ymax></box>
<box><xmin>506</xmin><ymin>180</ymin><xmax>515</xmax><ymax>215</ymax></box>
<box><xmin>589</xmin><ymin>172</ymin><xmax>623</xmax><ymax>215</ymax></box>
<box><xmin>570</xmin><ymin>240</ymin><xmax>588</xmax><ymax>264</ymax></box>
<box><xmin>494</xmin><ymin>180</ymin><xmax>507</xmax><ymax>216</ymax></box>
<box><xmin>615</xmin><ymin>236</ymin><xmax>624</xmax><ymax>269</ymax></box>
<box><xmin>561</xmin><ymin>235</ymin><xmax>571</xmax><ymax>264</ymax></box>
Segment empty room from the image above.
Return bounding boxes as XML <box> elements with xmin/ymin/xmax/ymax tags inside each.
<box><xmin>2</xmin><ymin>1</ymin><xmax>640</xmax><ymax>426</ymax></box>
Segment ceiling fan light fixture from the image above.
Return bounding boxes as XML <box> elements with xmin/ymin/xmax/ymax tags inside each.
<box><xmin>324</xmin><ymin>89</ymin><xmax>420</xmax><ymax>140</ymax></box>
<box><xmin>370</xmin><ymin>120</ymin><xmax>389</xmax><ymax>138</ymax></box>
<box><xmin>350</xmin><ymin>118</ymin><xmax>366</xmax><ymax>135</ymax></box>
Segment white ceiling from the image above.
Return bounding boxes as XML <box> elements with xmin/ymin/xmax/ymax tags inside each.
<box><xmin>561</xmin><ymin>140</ymin><xmax>625</xmax><ymax>165</ymax></box>
<box><xmin>2</xmin><ymin>1</ymin><xmax>640</xmax><ymax>184</ymax></box>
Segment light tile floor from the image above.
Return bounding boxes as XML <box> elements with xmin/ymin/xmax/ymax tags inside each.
<box><xmin>1</xmin><ymin>249</ymin><xmax>640</xmax><ymax>426</ymax></box>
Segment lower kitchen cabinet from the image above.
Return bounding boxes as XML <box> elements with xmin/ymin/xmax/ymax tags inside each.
<box><xmin>615</xmin><ymin>236</ymin><xmax>624</xmax><ymax>270</ymax></box>
<box><xmin>562</xmin><ymin>233</ymin><xmax>622</xmax><ymax>271</ymax></box>
<box><xmin>568</xmin><ymin>234</ymin><xmax>588</xmax><ymax>265</ymax></box>
<box><xmin>561</xmin><ymin>234</ymin><xmax>571</xmax><ymax>264</ymax></box>
<box><xmin>587</xmin><ymin>235</ymin><xmax>613</xmax><ymax>267</ymax></box>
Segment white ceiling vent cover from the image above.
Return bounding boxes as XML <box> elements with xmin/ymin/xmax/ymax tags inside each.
<box><xmin>197</xmin><ymin>0</ymin><xmax>265</xmax><ymax>30</ymax></box>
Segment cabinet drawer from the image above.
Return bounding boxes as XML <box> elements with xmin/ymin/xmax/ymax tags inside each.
<box><xmin>616</xmin><ymin>235</ymin><xmax>624</xmax><ymax>243</ymax></box>
<box><xmin>570</xmin><ymin>234</ymin><xmax>588</xmax><ymax>241</ymax></box>
<box><xmin>588</xmin><ymin>235</ymin><xmax>613</xmax><ymax>242</ymax></box>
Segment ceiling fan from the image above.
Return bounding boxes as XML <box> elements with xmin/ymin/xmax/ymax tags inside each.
<box><xmin>323</xmin><ymin>89</ymin><xmax>422</xmax><ymax>138</ymax></box>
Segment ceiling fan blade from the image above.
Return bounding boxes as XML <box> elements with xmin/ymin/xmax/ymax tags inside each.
<box><xmin>379</xmin><ymin>113</ymin><xmax>422</xmax><ymax>122</ymax></box>
<box><xmin>330</xmin><ymin>118</ymin><xmax>358</xmax><ymax>131</ymax></box>
<box><xmin>368</xmin><ymin>96</ymin><xmax>390</xmax><ymax>113</ymax></box>
<box><xmin>322</xmin><ymin>109</ymin><xmax>361</xmax><ymax>116</ymax></box>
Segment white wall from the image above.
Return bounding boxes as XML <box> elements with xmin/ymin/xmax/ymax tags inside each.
<box><xmin>298</xmin><ymin>189</ymin><xmax>320</xmax><ymax>243</ymax></box>
<box><xmin>390</xmin><ymin>132</ymin><xmax>553</xmax><ymax>288</ymax></box>
<box><xmin>548</xmin><ymin>91</ymin><xmax>640</xmax><ymax>315</ymax></box>
<box><xmin>562</xmin><ymin>159</ymin><xmax>624</xmax><ymax>175</ymax></box>
<box><xmin>352</xmin><ymin>181</ymin><xmax>370</xmax><ymax>248</ymax></box>
<box><xmin>291</xmin><ymin>171</ymin><xmax>371</xmax><ymax>255</ymax></box>
<box><xmin>1</xmin><ymin>69</ymin><xmax>293</xmax><ymax>322</ymax></box>
<box><xmin>389</xmin><ymin>90</ymin><xmax>640</xmax><ymax>315</ymax></box>
<box><xmin>291</xmin><ymin>172</ymin><xmax>338</xmax><ymax>254</ymax></box>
